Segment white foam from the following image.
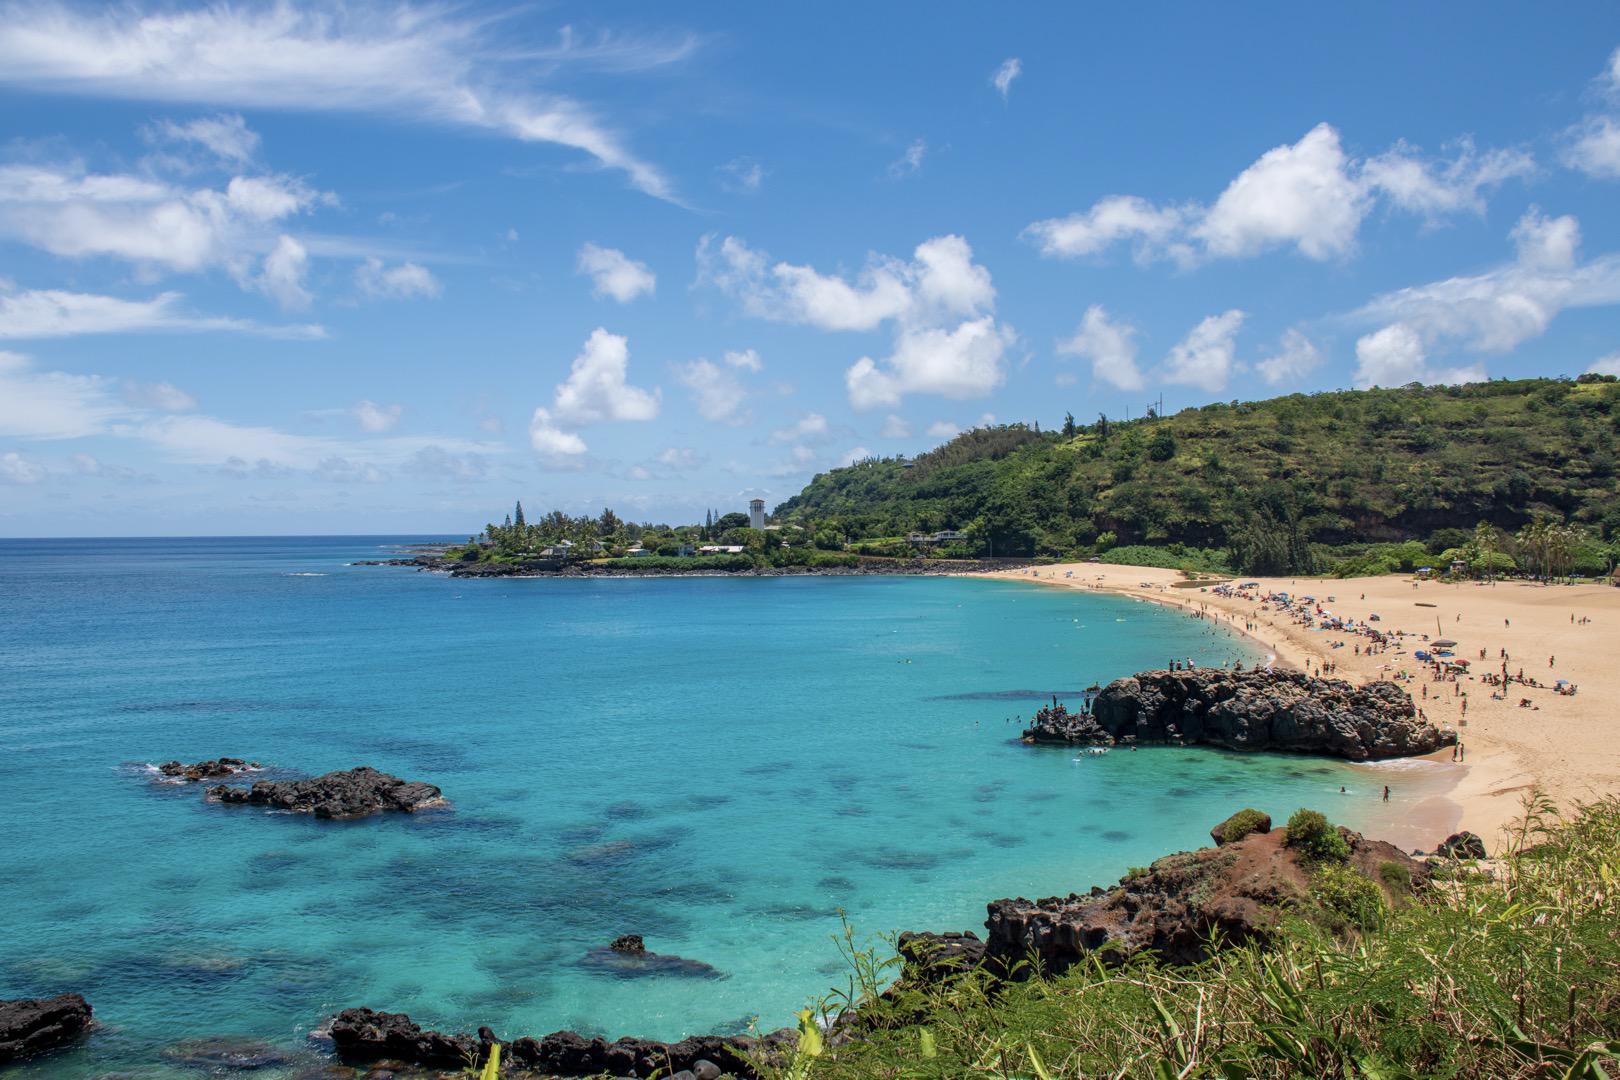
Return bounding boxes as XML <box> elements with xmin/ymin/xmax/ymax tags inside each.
<box><xmin>284</xmin><ymin>572</ymin><xmax>327</xmax><ymax>577</ymax></box>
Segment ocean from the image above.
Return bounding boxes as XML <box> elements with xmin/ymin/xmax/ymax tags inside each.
<box><xmin>0</xmin><ymin>536</ymin><xmax>1397</xmax><ymax>1075</ymax></box>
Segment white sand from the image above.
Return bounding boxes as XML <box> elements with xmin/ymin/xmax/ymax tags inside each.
<box><xmin>974</xmin><ymin>563</ymin><xmax>1620</xmax><ymax>853</ymax></box>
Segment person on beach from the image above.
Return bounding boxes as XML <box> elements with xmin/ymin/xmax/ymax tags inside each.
<box><xmin>1383</xmin><ymin>785</ymin><xmax>1390</xmax><ymax>802</ymax></box>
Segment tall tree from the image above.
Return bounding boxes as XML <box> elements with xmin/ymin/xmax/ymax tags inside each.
<box><xmin>514</xmin><ymin>501</ymin><xmax>526</xmax><ymax>529</ymax></box>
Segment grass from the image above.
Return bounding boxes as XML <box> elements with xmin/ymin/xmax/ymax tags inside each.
<box><xmin>761</xmin><ymin>794</ymin><xmax>1620</xmax><ymax>1080</ymax></box>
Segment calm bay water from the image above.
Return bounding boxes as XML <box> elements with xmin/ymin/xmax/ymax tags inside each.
<box><xmin>1</xmin><ymin>537</ymin><xmax>1396</xmax><ymax>1075</ymax></box>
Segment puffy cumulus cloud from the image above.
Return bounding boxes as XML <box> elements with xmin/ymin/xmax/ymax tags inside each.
<box><xmin>352</xmin><ymin>399</ymin><xmax>402</xmax><ymax>433</ymax></box>
<box><xmin>0</xmin><ymin>3</ymin><xmax>686</xmax><ymax>200</ymax></box>
<box><xmin>355</xmin><ymin>257</ymin><xmax>441</xmax><ymax>300</ymax></box>
<box><xmin>991</xmin><ymin>57</ymin><xmax>1021</xmax><ymax>101</ymax></box>
<box><xmin>1026</xmin><ymin>123</ymin><xmax>1531</xmax><ymax>266</ymax></box>
<box><xmin>1353</xmin><ymin>209</ymin><xmax>1620</xmax><ymax>359</ymax></box>
<box><xmin>673</xmin><ymin>358</ymin><xmax>749</xmax><ymax>424</ymax></box>
<box><xmin>0</xmin><ymin>449</ymin><xmax>46</xmax><ymax>484</ymax></box>
<box><xmin>889</xmin><ymin>139</ymin><xmax>927</xmax><ymax>178</ymax></box>
<box><xmin>576</xmin><ymin>243</ymin><xmax>655</xmax><ymax>303</ymax></box>
<box><xmin>121</xmin><ymin>379</ymin><xmax>196</xmax><ymax>411</ymax></box>
<box><xmin>723</xmin><ymin>348</ymin><xmax>763</xmax><ymax>372</ymax></box>
<box><xmin>700</xmin><ymin>233</ymin><xmax>1013</xmax><ymax>409</ymax></box>
<box><xmin>1057</xmin><ymin>305</ymin><xmax>1144</xmax><ymax>391</ymax></box>
<box><xmin>146</xmin><ymin>113</ymin><xmax>260</xmax><ymax>166</ymax></box>
<box><xmin>527</xmin><ymin>328</ymin><xmax>659</xmax><ymax>456</ymax></box>
<box><xmin>1255</xmin><ymin>329</ymin><xmax>1323</xmax><ymax>386</ymax></box>
<box><xmin>837</xmin><ymin>446</ymin><xmax>871</xmax><ymax>467</ymax></box>
<box><xmin>0</xmin><ymin>161</ymin><xmax>330</xmax><ymax>280</ymax></box>
<box><xmin>1163</xmin><ymin>310</ymin><xmax>1245</xmax><ymax>393</ymax></box>
<box><xmin>926</xmin><ymin>420</ymin><xmax>960</xmax><ymax>438</ymax></box>
<box><xmin>1352</xmin><ymin>322</ymin><xmax>1485</xmax><ymax>389</ymax></box>
<box><xmin>1589</xmin><ymin>352</ymin><xmax>1620</xmax><ymax>377</ymax></box>
<box><xmin>880</xmin><ymin>414</ymin><xmax>911</xmax><ymax>438</ymax></box>
<box><xmin>0</xmin><ymin>284</ymin><xmax>324</xmax><ymax>340</ymax></box>
<box><xmin>1564</xmin><ymin>116</ymin><xmax>1620</xmax><ymax>179</ymax></box>
<box><xmin>770</xmin><ymin>412</ymin><xmax>830</xmax><ymax>444</ymax></box>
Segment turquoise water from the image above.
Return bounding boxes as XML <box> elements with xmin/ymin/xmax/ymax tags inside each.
<box><xmin>1</xmin><ymin>537</ymin><xmax>1388</xmax><ymax>1075</ymax></box>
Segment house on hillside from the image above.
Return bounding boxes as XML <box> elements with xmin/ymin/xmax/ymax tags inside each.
<box><xmin>907</xmin><ymin>529</ymin><xmax>968</xmax><ymax>545</ymax></box>
<box><xmin>540</xmin><ymin>539</ymin><xmax>574</xmax><ymax>558</ymax></box>
<box><xmin>699</xmin><ymin>545</ymin><xmax>747</xmax><ymax>555</ymax></box>
<box><xmin>626</xmin><ymin>544</ymin><xmax>650</xmax><ymax>557</ymax></box>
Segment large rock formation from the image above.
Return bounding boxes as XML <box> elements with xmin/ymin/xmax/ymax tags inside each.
<box><xmin>325</xmin><ymin>1007</ymin><xmax>791</xmax><ymax>1078</ymax></box>
<box><xmin>208</xmin><ymin>767</ymin><xmax>444</xmax><ymax>819</ymax></box>
<box><xmin>0</xmin><ymin>994</ymin><xmax>92</xmax><ymax>1064</ymax></box>
<box><xmin>1023</xmin><ymin>668</ymin><xmax>1454</xmax><ymax>761</ymax></box>
<box><xmin>983</xmin><ymin>822</ymin><xmax>1426</xmax><ymax>974</ymax></box>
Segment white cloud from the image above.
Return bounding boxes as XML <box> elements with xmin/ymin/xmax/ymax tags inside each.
<box><xmin>122</xmin><ymin>379</ymin><xmax>196</xmax><ymax>411</ymax></box>
<box><xmin>723</xmin><ymin>348</ymin><xmax>762</xmax><ymax>372</ymax></box>
<box><xmin>926</xmin><ymin>420</ymin><xmax>960</xmax><ymax>438</ymax></box>
<box><xmin>1255</xmin><ymin>328</ymin><xmax>1323</xmax><ymax>386</ymax></box>
<box><xmin>577</xmin><ymin>243</ymin><xmax>655</xmax><ymax>303</ymax></box>
<box><xmin>1564</xmin><ymin>116</ymin><xmax>1620</xmax><ymax>179</ymax></box>
<box><xmin>889</xmin><ymin>138</ymin><xmax>927</xmax><ymax>178</ymax></box>
<box><xmin>719</xmin><ymin>156</ymin><xmax>765</xmax><ymax>193</ymax></box>
<box><xmin>1353</xmin><ymin>209</ymin><xmax>1620</xmax><ymax>357</ymax></box>
<box><xmin>1056</xmin><ymin>305</ymin><xmax>1143</xmax><ymax>391</ymax></box>
<box><xmin>658</xmin><ymin>446</ymin><xmax>702</xmax><ymax>470</ymax></box>
<box><xmin>0</xmin><ymin>285</ymin><xmax>324</xmax><ymax>339</ymax></box>
<box><xmin>1588</xmin><ymin>352</ymin><xmax>1620</xmax><ymax>376</ymax></box>
<box><xmin>1023</xmin><ymin>195</ymin><xmax>1191</xmax><ymax>264</ymax></box>
<box><xmin>0</xmin><ymin>450</ymin><xmax>45</xmax><ymax>484</ymax></box>
<box><xmin>770</xmin><ymin>412</ymin><xmax>829</xmax><ymax>444</ymax></box>
<box><xmin>147</xmin><ymin>113</ymin><xmax>260</xmax><ymax>166</ymax></box>
<box><xmin>528</xmin><ymin>408</ymin><xmax>588</xmax><ymax>456</ymax></box>
<box><xmin>1027</xmin><ymin>123</ymin><xmax>1530</xmax><ymax>266</ymax></box>
<box><xmin>551</xmin><ymin>328</ymin><xmax>660</xmax><ymax>425</ymax></box>
<box><xmin>991</xmin><ymin>57</ymin><xmax>1021</xmax><ymax>101</ymax></box>
<box><xmin>700</xmin><ymin>233</ymin><xmax>1013</xmax><ymax>408</ymax></box>
<box><xmin>1163</xmin><ymin>309</ymin><xmax>1245</xmax><ymax>392</ymax></box>
<box><xmin>525</xmin><ymin>328</ymin><xmax>659</xmax><ymax>455</ymax></box>
<box><xmin>673</xmin><ymin>358</ymin><xmax>749</xmax><ymax>424</ymax></box>
<box><xmin>355</xmin><ymin>257</ymin><xmax>441</xmax><ymax>300</ymax></box>
<box><xmin>352</xmin><ymin>400</ymin><xmax>402</xmax><ymax>433</ymax></box>
<box><xmin>1352</xmin><ymin>322</ymin><xmax>1485</xmax><ymax>388</ymax></box>
<box><xmin>880</xmin><ymin>414</ymin><xmax>911</xmax><ymax>438</ymax></box>
<box><xmin>0</xmin><ymin>3</ymin><xmax>683</xmax><ymax>199</ymax></box>
<box><xmin>0</xmin><ymin>162</ymin><xmax>328</xmax><ymax>278</ymax></box>
<box><xmin>252</xmin><ymin>234</ymin><xmax>311</xmax><ymax>310</ymax></box>
<box><xmin>837</xmin><ymin>446</ymin><xmax>871</xmax><ymax>467</ymax></box>
<box><xmin>407</xmin><ymin>445</ymin><xmax>486</xmax><ymax>481</ymax></box>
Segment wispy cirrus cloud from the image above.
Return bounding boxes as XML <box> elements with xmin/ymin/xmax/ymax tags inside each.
<box><xmin>0</xmin><ymin>2</ymin><xmax>688</xmax><ymax>200</ymax></box>
<box><xmin>0</xmin><ymin>285</ymin><xmax>325</xmax><ymax>339</ymax></box>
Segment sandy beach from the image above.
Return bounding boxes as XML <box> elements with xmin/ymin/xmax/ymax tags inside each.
<box><xmin>977</xmin><ymin>563</ymin><xmax>1620</xmax><ymax>853</ymax></box>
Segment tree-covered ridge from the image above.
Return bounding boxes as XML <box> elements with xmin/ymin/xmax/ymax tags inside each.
<box><xmin>775</xmin><ymin>375</ymin><xmax>1620</xmax><ymax>574</ymax></box>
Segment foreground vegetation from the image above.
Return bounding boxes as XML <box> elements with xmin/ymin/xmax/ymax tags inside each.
<box><xmin>778</xmin><ymin>376</ymin><xmax>1620</xmax><ymax>574</ymax></box>
<box><xmin>768</xmin><ymin>796</ymin><xmax>1620</xmax><ymax>1080</ymax></box>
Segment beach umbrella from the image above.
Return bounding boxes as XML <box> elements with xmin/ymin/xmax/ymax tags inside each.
<box><xmin>1431</xmin><ymin>638</ymin><xmax>1458</xmax><ymax>648</ymax></box>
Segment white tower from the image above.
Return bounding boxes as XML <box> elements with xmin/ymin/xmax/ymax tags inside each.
<box><xmin>749</xmin><ymin>498</ymin><xmax>766</xmax><ymax>529</ymax></box>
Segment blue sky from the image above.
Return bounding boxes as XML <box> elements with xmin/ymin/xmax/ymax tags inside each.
<box><xmin>2</xmin><ymin>3</ymin><xmax>1620</xmax><ymax>536</ymax></box>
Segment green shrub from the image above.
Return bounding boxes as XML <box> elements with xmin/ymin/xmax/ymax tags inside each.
<box><xmin>1378</xmin><ymin>860</ymin><xmax>1412</xmax><ymax>893</ymax></box>
<box><xmin>1211</xmin><ymin>808</ymin><xmax>1270</xmax><ymax>846</ymax></box>
<box><xmin>1285</xmin><ymin>808</ymin><xmax>1350</xmax><ymax>864</ymax></box>
<box><xmin>1310</xmin><ymin>863</ymin><xmax>1387</xmax><ymax>931</ymax></box>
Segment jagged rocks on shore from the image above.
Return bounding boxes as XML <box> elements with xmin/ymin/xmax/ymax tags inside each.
<box><xmin>981</xmin><ymin>821</ymin><xmax>1426</xmax><ymax>973</ymax></box>
<box><xmin>1023</xmin><ymin>668</ymin><xmax>1455</xmax><ymax>761</ymax></box>
<box><xmin>157</xmin><ymin>757</ymin><xmax>259</xmax><ymax>782</ymax></box>
<box><xmin>1436</xmin><ymin>831</ymin><xmax>1488</xmax><ymax>860</ymax></box>
<box><xmin>0</xmin><ymin>994</ymin><xmax>92</xmax><ymax>1064</ymax></box>
<box><xmin>208</xmin><ymin>767</ymin><xmax>444</xmax><ymax>820</ymax></box>
<box><xmin>325</xmin><ymin>1007</ymin><xmax>791</xmax><ymax>1078</ymax></box>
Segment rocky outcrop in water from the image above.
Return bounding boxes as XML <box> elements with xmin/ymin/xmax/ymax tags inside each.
<box><xmin>158</xmin><ymin>758</ymin><xmax>259</xmax><ymax>781</ymax></box>
<box><xmin>982</xmin><ymin>820</ymin><xmax>1426</xmax><ymax>974</ymax></box>
<box><xmin>1023</xmin><ymin>668</ymin><xmax>1454</xmax><ymax>761</ymax></box>
<box><xmin>325</xmin><ymin>1007</ymin><xmax>791</xmax><ymax>1078</ymax></box>
<box><xmin>208</xmin><ymin>767</ymin><xmax>445</xmax><ymax>819</ymax></box>
<box><xmin>580</xmin><ymin>939</ymin><xmax>725</xmax><ymax>980</ymax></box>
<box><xmin>0</xmin><ymin>994</ymin><xmax>92</xmax><ymax>1064</ymax></box>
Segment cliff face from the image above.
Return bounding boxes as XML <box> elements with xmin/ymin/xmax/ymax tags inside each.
<box><xmin>1024</xmin><ymin>669</ymin><xmax>1454</xmax><ymax>761</ymax></box>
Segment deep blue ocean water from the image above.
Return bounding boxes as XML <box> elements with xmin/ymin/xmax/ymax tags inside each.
<box><xmin>0</xmin><ymin>537</ymin><xmax>1408</xmax><ymax>1075</ymax></box>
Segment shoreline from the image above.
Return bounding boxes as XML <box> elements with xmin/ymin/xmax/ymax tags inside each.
<box><xmin>973</xmin><ymin>563</ymin><xmax>1620</xmax><ymax>852</ymax></box>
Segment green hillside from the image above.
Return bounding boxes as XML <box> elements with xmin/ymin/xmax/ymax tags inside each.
<box><xmin>775</xmin><ymin>375</ymin><xmax>1620</xmax><ymax>575</ymax></box>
